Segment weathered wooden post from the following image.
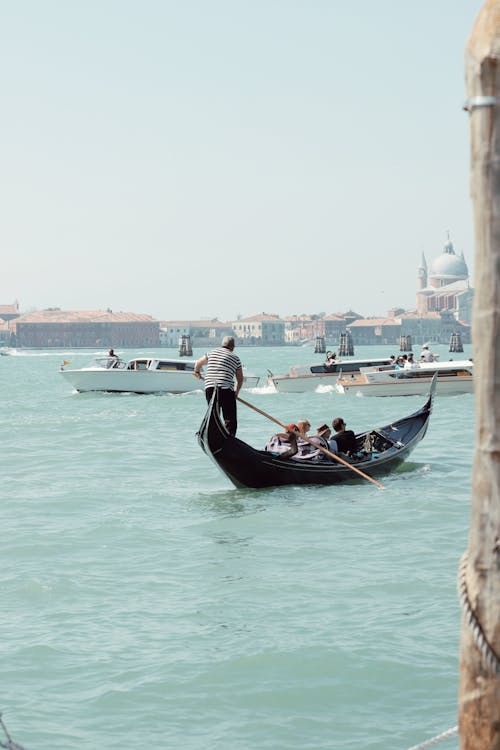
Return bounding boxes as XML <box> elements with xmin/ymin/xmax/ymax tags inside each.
<box><xmin>459</xmin><ymin>2</ymin><xmax>500</xmax><ymax>748</ymax></box>
<box><xmin>179</xmin><ymin>334</ymin><xmax>193</xmax><ymax>356</ymax></box>
<box><xmin>450</xmin><ymin>331</ymin><xmax>464</xmax><ymax>352</ymax></box>
<box><xmin>399</xmin><ymin>334</ymin><xmax>412</xmax><ymax>352</ymax></box>
<box><xmin>314</xmin><ymin>336</ymin><xmax>326</xmax><ymax>354</ymax></box>
<box><xmin>338</xmin><ymin>331</ymin><xmax>354</xmax><ymax>356</ymax></box>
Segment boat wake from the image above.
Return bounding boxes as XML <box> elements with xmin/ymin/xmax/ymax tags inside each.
<box><xmin>246</xmin><ymin>382</ymin><xmax>276</xmax><ymax>395</ymax></box>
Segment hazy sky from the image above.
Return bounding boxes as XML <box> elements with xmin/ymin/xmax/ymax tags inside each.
<box><xmin>2</xmin><ymin>0</ymin><xmax>484</xmax><ymax>321</ymax></box>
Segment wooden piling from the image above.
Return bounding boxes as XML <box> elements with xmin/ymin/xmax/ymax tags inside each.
<box><xmin>179</xmin><ymin>334</ymin><xmax>193</xmax><ymax>357</ymax></box>
<box><xmin>338</xmin><ymin>331</ymin><xmax>354</xmax><ymax>356</ymax></box>
<box><xmin>459</xmin><ymin>2</ymin><xmax>500</xmax><ymax>747</ymax></box>
<box><xmin>399</xmin><ymin>334</ymin><xmax>412</xmax><ymax>352</ymax></box>
<box><xmin>314</xmin><ymin>336</ymin><xmax>326</xmax><ymax>354</ymax></box>
<box><xmin>449</xmin><ymin>331</ymin><xmax>464</xmax><ymax>352</ymax></box>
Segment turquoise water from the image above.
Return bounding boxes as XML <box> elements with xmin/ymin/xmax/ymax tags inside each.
<box><xmin>0</xmin><ymin>344</ymin><xmax>473</xmax><ymax>749</ymax></box>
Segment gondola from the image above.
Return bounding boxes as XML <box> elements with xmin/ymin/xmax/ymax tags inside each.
<box><xmin>197</xmin><ymin>378</ymin><xmax>436</xmax><ymax>489</ymax></box>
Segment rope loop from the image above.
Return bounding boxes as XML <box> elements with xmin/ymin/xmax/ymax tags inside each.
<box><xmin>458</xmin><ymin>550</ymin><xmax>500</xmax><ymax>675</ymax></box>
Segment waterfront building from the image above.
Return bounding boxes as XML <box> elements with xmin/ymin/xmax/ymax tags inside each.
<box><xmin>232</xmin><ymin>313</ymin><xmax>285</xmax><ymax>345</ymax></box>
<box><xmin>159</xmin><ymin>321</ymin><xmax>193</xmax><ymax>347</ymax></box>
<box><xmin>283</xmin><ymin>315</ymin><xmax>325</xmax><ymax>344</ymax></box>
<box><xmin>159</xmin><ymin>319</ymin><xmax>231</xmax><ymax>348</ymax></box>
<box><xmin>282</xmin><ymin>312</ymin><xmax>362</xmax><ymax>346</ymax></box>
<box><xmin>399</xmin><ymin>310</ymin><xmax>471</xmax><ymax>345</ymax></box>
<box><xmin>346</xmin><ymin>310</ymin><xmax>470</xmax><ymax>347</ymax></box>
<box><xmin>347</xmin><ymin>317</ymin><xmax>403</xmax><ymax>346</ymax></box>
<box><xmin>10</xmin><ymin>309</ymin><xmax>160</xmax><ymax>348</ymax></box>
<box><xmin>0</xmin><ymin>320</ymin><xmax>10</xmax><ymax>346</ymax></box>
<box><xmin>323</xmin><ymin>311</ymin><xmax>362</xmax><ymax>345</ymax></box>
<box><xmin>0</xmin><ymin>301</ymin><xmax>20</xmax><ymax>322</ymax></box>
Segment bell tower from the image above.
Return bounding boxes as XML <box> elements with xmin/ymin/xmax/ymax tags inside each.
<box><xmin>418</xmin><ymin>252</ymin><xmax>427</xmax><ymax>290</ymax></box>
<box><xmin>416</xmin><ymin>252</ymin><xmax>428</xmax><ymax>314</ymax></box>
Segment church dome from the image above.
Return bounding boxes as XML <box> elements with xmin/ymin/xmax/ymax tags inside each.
<box><xmin>429</xmin><ymin>239</ymin><xmax>468</xmax><ymax>280</ymax></box>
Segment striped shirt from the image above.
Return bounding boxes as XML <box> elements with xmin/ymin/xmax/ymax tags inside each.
<box><xmin>204</xmin><ymin>347</ymin><xmax>242</xmax><ymax>390</ymax></box>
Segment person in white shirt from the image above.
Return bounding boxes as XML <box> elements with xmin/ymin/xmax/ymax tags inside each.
<box><xmin>420</xmin><ymin>344</ymin><xmax>436</xmax><ymax>362</ymax></box>
<box><xmin>404</xmin><ymin>353</ymin><xmax>419</xmax><ymax>369</ymax></box>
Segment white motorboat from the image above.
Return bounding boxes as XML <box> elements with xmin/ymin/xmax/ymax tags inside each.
<box><xmin>60</xmin><ymin>356</ymin><xmax>260</xmax><ymax>394</ymax></box>
<box><xmin>268</xmin><ymin>357</ymin><xmax>393</xmax><ymax>393</ymax></box>
<box><xmin>335</xmin><ymin>359</ymin><xmax>474</xmax><ymax>397</ymax></box>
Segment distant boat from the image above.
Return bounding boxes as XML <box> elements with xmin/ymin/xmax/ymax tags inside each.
<box><xmin>336</xmin><ymin>359</ymin><xmax>473</xmax><ymax>397</ymax></box>
<box><xmin>60</xmin><ymin>355</ymin><xmax>260</xmax><ymax>394</ymax></box>
<box><xmin>269</xmin><ymin>357</ymin><xmax>393</xmax><ymax>393</ymax></box>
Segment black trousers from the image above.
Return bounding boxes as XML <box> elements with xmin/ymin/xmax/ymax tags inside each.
<box><xmin>205</xmin><ymin>387</ymin><xmax>237</xmax><ymax>436</ymax></box>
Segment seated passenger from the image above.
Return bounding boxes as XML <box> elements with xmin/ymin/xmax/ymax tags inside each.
<box><xmin>324</xmin><ymin>351</ymin><xmax>337</xmax><ymax>368</ymax></box>
<box><xmin>394</xmin><ymin>355</ymin><xmax>408</xmax><ymax>377</ymax></box>
<box><xmin>295</xmin><ymin>419</ymin><xmax>315</xmax><ymax>457</ymax></box>
<box><xmin>291</xmin><ymin>419</ymin><xmax>330</xmax><ymax>461</ymax></box>
<box><xmin>311</xmin><ymin>424</ymin><xmax>331</xmax><ymax>451</ymax></box>
<box><xmin>265</xmin><ymin>424</ymin><xmax>298</xmax><ymax>458</ymax></box>
<box><xmin>309</xmin><ymin>424</ymin><xmax>336</xmax><ymax>461</ymax></box>
<box><xmin>332</xmin><ymin>417</ymin><xmax>357</xmax><ymax>455</ymax></box>
<box><xmin>404</xmin><ymin>353</ymin><xmax>419</xmax><ymax>369</ymax></box>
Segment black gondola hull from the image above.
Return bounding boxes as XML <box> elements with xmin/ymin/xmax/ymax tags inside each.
<box><xmin>197</xmin><ymin>385</ymin><xmax>435</xmax><ymax>489</ymax></box>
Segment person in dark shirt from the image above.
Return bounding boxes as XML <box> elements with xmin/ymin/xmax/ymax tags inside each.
<box><xmin>107</xmin><ymin>349</ymin><xmax>119</xmax><ymax>368</ymax></box>
<box><xmin>332</xmin><ymin>417</ymin><xmax>357</xmax><ymax>454</ymax></box>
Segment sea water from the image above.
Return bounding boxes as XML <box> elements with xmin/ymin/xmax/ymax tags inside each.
<box><xmin>0</xmin><ymin>344</ymin><xmax>474</xmax><ymax>749</ymax></box>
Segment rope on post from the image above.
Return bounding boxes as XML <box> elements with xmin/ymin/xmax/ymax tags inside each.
<box><xmin>458</xmin><ymin>550</ymin><xmax>500</xmax><ymax>675</ymax></box>
<box><xmin>404</xmin><ymin>725</ymin><xmax>458</xmax><ymax>750</ymax></box>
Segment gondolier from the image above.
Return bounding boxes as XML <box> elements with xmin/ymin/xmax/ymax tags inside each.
<box><xmin>194</xmin><ymin>336</ymin><xmax>244</xmax><ymax>436</ymax></box>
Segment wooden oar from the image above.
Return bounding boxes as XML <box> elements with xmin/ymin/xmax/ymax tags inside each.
<box><xmin>236</xmin><ymin>395</ymin><xmax>385</xmax><ymax>489</ymax></box>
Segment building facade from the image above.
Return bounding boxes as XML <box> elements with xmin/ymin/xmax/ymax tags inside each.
<box><xmin>347</xmin><ymin>317</ymin><xmax>403</xmax><ymax>346</ymax></box>
<box><xmin>0</xmin><ymin>301</ymin><xmax>20</xmax><ymax>322</ymax></box>
<box><xmin>347</xmin><ymin>310</ymin><xmax>470</xmax><ymax>346</ymax></box>
<box><xmin>159</xmin><ymin>320</ymin><xmax>232</xmax><ymax>348</ymax></box>
<box><xmin>232</xmin><ymin>314</ymin><xmax>285</xmax><ymax>345</ymax></box>
<box><xmin>11</xmin><ymin>310</ymin><xmax>160</xmax><ymax>348</ymax></box>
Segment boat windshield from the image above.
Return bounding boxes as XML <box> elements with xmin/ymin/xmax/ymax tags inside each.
<box><xmin>94</xmin><ymin>357</ymin><xmax>128</xmax><ymax>370</ymax></box>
